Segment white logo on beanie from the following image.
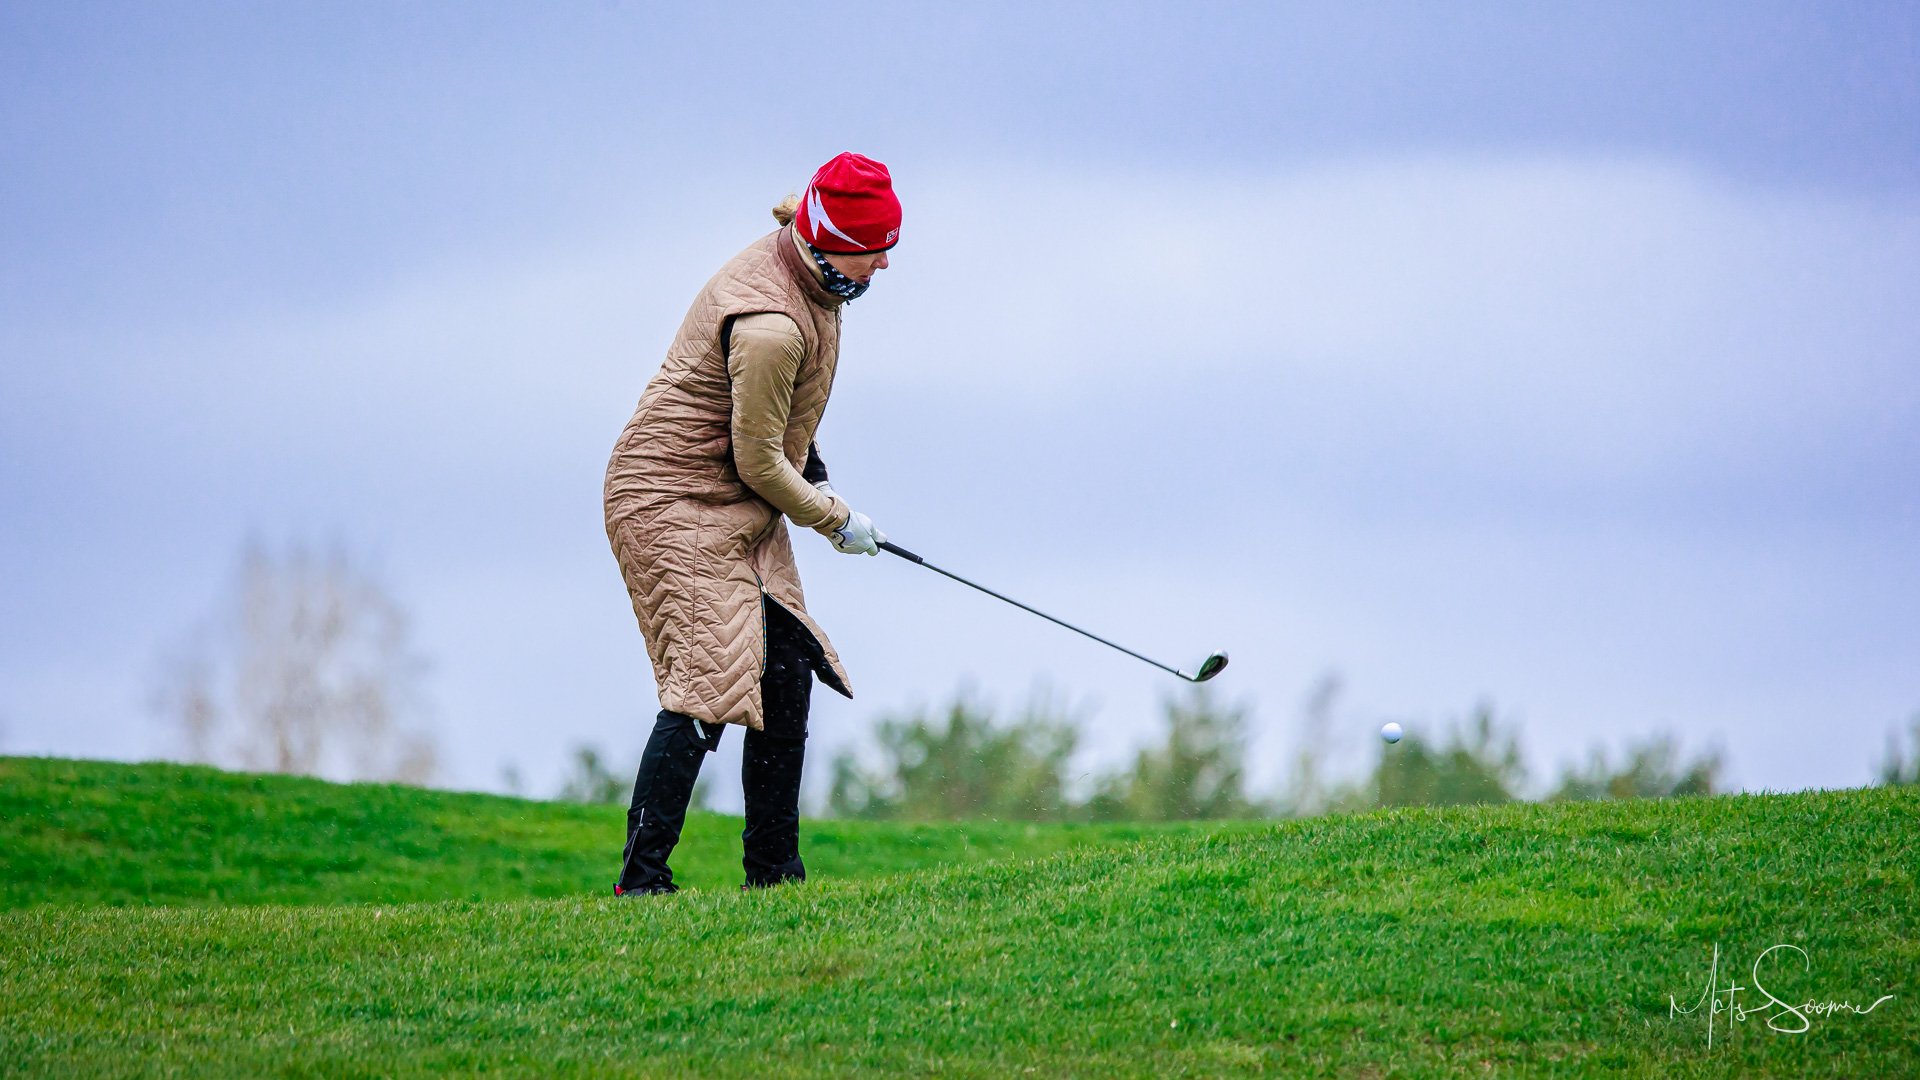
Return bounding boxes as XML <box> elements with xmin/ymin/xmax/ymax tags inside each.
<box><xmin>805</xmin><ymin>185</ymin><xmax>866</xmax><ymax>250</ymax></box>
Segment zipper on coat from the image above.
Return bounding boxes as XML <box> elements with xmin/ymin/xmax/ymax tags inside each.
<box><xmin>752</xmin><ymin>570</ymin><xmax>769</xmax><ymax>676</ymax></box>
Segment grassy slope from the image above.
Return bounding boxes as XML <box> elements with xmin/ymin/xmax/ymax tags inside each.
<box><xmin>3</xmin><ymin>760</ymin><xmax>1916</xmax><ymax>1077</ymax></box>
<box><xmin>0</xmin><ymin>757</ymin><xmax>1234</xmax><ymax>908</ymax></box>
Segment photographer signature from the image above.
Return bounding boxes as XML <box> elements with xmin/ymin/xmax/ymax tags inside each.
<box><xmin>1670</xmin><ymin>943</ymin><xmax>1894</xmax><ymax>1049</ymax></box>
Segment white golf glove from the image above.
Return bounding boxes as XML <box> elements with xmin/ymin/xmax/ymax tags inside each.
<box><xmin>816</xmin><ymin>482</ymin><xmax>886</xmax><ymax>556</ymax></box>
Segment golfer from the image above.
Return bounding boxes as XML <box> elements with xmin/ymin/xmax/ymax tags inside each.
<box><xmin>603</xmin><ymin>152</ymin><xmax>898</xmax><ymax>896</ymax></box>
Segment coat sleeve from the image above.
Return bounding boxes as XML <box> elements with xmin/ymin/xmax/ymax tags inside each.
<box><xmin>728</xmin><ymin>312</ymin><xmax>849</xmax><ymax>532</ymax></box>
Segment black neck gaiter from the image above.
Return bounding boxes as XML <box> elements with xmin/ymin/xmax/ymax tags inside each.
<box><xmin>807</xmin><ymin>244</ymin><xmax>870</xmax><ymax>301</ymax></box>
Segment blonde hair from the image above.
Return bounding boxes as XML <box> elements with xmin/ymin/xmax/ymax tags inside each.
<box><xmin>771</xmin><ymin>194</ymin><xmax>799</xmax><ymax>226</ymax></box>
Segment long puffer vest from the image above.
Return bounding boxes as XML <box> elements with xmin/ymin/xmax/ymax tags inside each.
<box><xmin>604</xmin><ymin>225</ymin><xmax>854</xmax><ymax>729</ymax></box>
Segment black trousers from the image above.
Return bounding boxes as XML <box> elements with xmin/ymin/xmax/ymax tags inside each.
<box><xmin>617</xmin><ymin>597</ymin><xmax>817</xmax><ymax>892</ymax></box>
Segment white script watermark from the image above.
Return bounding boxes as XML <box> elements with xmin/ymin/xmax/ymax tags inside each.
<box><xmin>1669</xmin><ymin>943</ymin><xmax>1894</xmax><ymax>1049</ymax></box>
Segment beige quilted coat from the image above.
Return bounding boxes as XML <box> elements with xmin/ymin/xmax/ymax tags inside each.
<box><xmin>604</xmin><ymin>225</ymin><xmax>856</xmax><ymax>729</ymax></box>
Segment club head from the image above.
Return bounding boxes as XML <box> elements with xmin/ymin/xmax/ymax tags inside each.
<box><xmin>1188</xmin><ymin>652</ymin><xmax>1229</xmax><ymax>683</ymax></box>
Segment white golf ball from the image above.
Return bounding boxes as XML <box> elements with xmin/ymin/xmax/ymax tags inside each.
<box><xmin>1381</xmin><ymin>722</ymin><xmax>1403</xmax><ymax>744</ymax></box>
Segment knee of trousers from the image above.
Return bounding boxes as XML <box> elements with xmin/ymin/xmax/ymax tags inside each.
<box><xmin>742</xmin><ymin>728</ymin><xmax>806</xmax><ymax>792</ymax></box>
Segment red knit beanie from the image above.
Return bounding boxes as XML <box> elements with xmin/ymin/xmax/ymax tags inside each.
<box><xmin>794</xmin><ymin>152</ymin><xmax>901</xmax><ymax>255</ymax></box>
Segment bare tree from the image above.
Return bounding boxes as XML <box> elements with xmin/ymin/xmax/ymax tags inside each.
<box><xmin>153</xmin><ymin>538</ymin><xmax>437</xmax><ymax>784</ymax></box>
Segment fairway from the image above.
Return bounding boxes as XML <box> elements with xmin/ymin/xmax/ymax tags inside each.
<box><xmin>3</xmin><ymin>759</ymin><xmax>1915</xmax><ymax>1077</ymax></box>
<box><xmin>0</xmin><ymin>757</ymin><xmax>1214</xmax><ymax>908</ymax></box>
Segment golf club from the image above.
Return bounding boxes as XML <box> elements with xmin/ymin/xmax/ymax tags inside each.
<box><xmin>879</xmin><ymin>540</ymin><xmax>1229</xmax><ymax>683</ymax></box>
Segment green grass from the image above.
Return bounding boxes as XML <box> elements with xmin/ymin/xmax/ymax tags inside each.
<box><xmin>0</xmin><ymin>756</ymin><xmax>1228</xmax><ymax>908</ymax></box>
<box><xmin>3</xmin><ymin>758</ymin><xmax>1915</xmax><ymax>1077</ymax></box>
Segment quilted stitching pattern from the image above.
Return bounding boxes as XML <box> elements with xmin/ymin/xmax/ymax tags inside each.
<box><xmin>604</xmin><ymin>228</ymin><xmax>853</xmax><ymax>730</ymax></box>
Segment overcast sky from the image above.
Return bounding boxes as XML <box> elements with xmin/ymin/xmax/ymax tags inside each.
<box><xmin>3</xmin><ymin>2</ymin><xmax>1916</xmax><ymax>807</ymax></box>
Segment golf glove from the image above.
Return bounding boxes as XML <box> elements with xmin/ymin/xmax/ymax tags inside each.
<box><xmin>831</xmin><ymin>510</ymin><xmax>885</xmax><ymax>556</ymax></box>
<box><xmin>813</xmin><ymin>481</ymin><xmax>885</xmax><ymax>555</ymax></box>
<box><xmin>832</xmin><ymin>517</ymin><xmax>885</xmax><ymax>559</ymax></box>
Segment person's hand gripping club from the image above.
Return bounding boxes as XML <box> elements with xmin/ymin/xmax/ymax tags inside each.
<box><xmin>816</xmin><ymin>481</ymin><xmax>886</xmax><ymax>555</ymax></box>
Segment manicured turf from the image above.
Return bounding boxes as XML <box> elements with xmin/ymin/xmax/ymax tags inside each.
<box><xmin>0</xmin><ymin>756</ymin><xmax>1224</xmax><ymax>908</ymax></box>
<box><xmin>3</xmin><ymin>759</ymin><xmax>1915</xmax><ymax>1077</ymax></box>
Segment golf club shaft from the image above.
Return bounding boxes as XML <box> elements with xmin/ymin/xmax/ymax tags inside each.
<box><xmin>878</xmin><ymin>540</ymin><xmax>1187</xmax><ymax>679</ymax></box>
